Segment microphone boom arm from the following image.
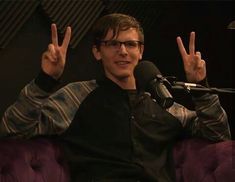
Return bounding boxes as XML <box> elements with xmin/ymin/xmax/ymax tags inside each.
<box><xmin>171</xmin><ymin>82</ymin><xmax>235</xmax><ymax>94</ymax></box>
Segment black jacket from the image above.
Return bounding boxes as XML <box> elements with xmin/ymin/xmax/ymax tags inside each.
<box><xmin>59</xmin><ymin>77</ymin><xmax>183</xmax><ymax>182</ymax></box>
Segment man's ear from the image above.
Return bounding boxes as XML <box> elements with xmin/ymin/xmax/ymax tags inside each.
<box><xmin>92</xmin><ymin>46</ymin><xmax>102</xmax><ymax>61</ymax></box>
<box><xmin>139</xmin><ymin>44</ymin><xmax>144</xmax><ymax>60</ymax></box>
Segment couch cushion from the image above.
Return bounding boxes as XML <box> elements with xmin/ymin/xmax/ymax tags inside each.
<box><xmin>0</xmin><ymin>138</ymin><xmax>70</xmax><ymax>182</ymax></box>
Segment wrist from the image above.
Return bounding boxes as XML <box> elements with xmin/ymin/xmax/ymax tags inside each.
<box><xmin>191</xmin><ymin>77</ymin><xmax>210</xmax><ymax>97</ymax></box>
<box><xmin>197</xmin><ymin>77</ymin><xmax>209</xmax><ymax>87</ymax></box>
<box><xmin>34</xmin><ymin>70</ymin><xmax>60</xmax><ymax>92</ymax></box>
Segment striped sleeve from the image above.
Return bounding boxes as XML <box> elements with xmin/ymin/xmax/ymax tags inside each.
<box><xmin>0</xmin><ymin>80</ymin><xmax>97</xmax><ymax>138</ymax></box>
<box><xmin>167</xmin><ymin>93</ymin><xmax>231</xmax><ymax>141</ymax></box>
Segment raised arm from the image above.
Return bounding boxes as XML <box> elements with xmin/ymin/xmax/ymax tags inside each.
<box><xmin>171</xmin><ymin>32</ymin><xmax>231</xmax><ymax>141</ymax></box>
<box><xmin>0</xmin><ymin>24</ymin><xmax>76</xmax><ymax>138</ymax></box>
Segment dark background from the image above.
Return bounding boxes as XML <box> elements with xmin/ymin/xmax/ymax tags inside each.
<box><xmin>0</xmin><ymin>0</ymin><xmax>234</xmax><ymax>138</ymax></box>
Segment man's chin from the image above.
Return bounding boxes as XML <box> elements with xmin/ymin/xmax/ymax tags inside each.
<box><xmin>116</xmin><ymin>73</ymin><xmax>132</xmax><ymax>80</ymax></box>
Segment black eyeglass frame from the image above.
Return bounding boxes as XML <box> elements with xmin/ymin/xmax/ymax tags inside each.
<box><xmin>97</xmin><ymin>40</ymin><xmax>144</xmax><ymax>49</ymax></box>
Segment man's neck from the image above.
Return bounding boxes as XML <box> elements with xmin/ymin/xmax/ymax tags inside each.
<box><xmin>109</xmin><ymin>76</ymin><xmax>136</xmax><ymax>90</ymax></box>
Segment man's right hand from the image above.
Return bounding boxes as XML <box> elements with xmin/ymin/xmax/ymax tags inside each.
<box><xmin>41</xmin><ymin>24</ymin><xmax>71</xmax><ymax>80</ymax></box>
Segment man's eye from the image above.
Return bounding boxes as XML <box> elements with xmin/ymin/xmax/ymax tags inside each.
<box><xmin>125</xmin><ymin>41</ymin><xmax>138</xmax><ymax>47</ymax></box>
<box><xmin>108</xmin><ymin>41</ymin><xmax>119</xmax><ymax>46</ymax></box>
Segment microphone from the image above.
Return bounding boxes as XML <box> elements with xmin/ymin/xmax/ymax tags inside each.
<box><xmin>134</xmin><ymin>60</ymin><xmax>174</xmax><ymax>108</ymax></box>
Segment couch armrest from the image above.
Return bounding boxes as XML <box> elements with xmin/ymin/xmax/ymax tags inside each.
<box><xmin>173</xmin><ymin>138</ymin><xmax>235</xmax><ymax>182</ymax></box>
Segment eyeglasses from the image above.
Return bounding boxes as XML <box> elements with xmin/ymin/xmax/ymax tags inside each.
<box><xmin>99</xmin><ymin>40</ymin><xmax>144</xmax><ymax>50</ymax></box>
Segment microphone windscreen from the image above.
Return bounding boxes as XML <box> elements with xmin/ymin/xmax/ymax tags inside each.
<box><xmin>134</xmin><ymin>60</ymin><xmax>161</xmax><ymax>90</ymax></box>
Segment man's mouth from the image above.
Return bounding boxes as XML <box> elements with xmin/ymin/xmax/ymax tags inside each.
<box><xmin>116</xmin><ymin>61</ymin><xmax>130</xmax><ymax>65</ymax></box>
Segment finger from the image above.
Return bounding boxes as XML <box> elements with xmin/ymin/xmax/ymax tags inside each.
<box><xmin>48</xmin><ymin>44</ymin><xmax>56</xmax><ymax>59</ymax></box>
<box><xmin>195</xmin><ymin>51</ymin><xmax>201</xmax><ymax>60</ymax></box>
<box><xmin>62</xmin><ymin>26</ymin><xmax>72</xmax><ymax>50</ymax></box>
<box><xmin>198</xmin><ymin>59</ymin><xmax>206</xmax><ymax>69</ymax></box>
<box><xmin>55</xmin><ymin>47</ymin><xmax>63</xmax><ymax>62</ymax></box>
<box><xmin>189</xmin><ymin>32</ymin><xmax>195</xmax><ymax>55</ymax></box>
<box><xmin>43</xmin><ymin>52</ymin><xmax>57</xmax><ymax>63</ymax></box>
<box><xmin>176</xmin><ymin>36</ymin><xmax>187</xmax><ymax>57</ymax></box>
<box><xmin>51</xmin><ymin>24</ymin><xmax>58</xmax><ymax>46</ymax></box>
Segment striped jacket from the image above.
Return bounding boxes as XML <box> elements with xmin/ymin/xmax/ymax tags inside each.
<box><xmin>0</xmin><ymin>78</ymin><xmax>231</xmax><ymax>141</ymax></box>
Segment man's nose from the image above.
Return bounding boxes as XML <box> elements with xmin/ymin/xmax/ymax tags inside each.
<box><xmin>118</xmin><ymin>43</ymin><xmax>128</xmax><ymax>55</ymax></box>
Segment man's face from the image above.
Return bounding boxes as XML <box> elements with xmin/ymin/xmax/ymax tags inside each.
<box><xmin>93</xmin><ymin>28</ymin><xmax>144</xmax><ymax>83</ymax></box>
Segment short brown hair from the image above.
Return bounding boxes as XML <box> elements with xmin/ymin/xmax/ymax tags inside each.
<box><xmin>92</xmin><ymin>13</ymin><xmax>144</xmax><ymax>46</ymax></box>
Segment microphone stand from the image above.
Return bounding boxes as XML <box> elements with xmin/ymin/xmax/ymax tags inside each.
<box><xmin>148</xmin><ymin>76</ymin><xmax>235</xmax><ymax>109</ymax></box>
<box><xmin>170</xmin><ymin>81</ymin><xmax>235</xmax><ymax>94</ymax></box>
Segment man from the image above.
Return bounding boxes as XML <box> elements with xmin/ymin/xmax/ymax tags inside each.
<box><xmin>0</xmin><ymin>13</ymin><xmax>231</xmax><ymax>181</ymax></box>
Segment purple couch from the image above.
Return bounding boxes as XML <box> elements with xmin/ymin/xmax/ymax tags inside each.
<box><xmin>0</xmin><ymin>138</ymin><xmax>234</xmax><ymax>182</ymax></box>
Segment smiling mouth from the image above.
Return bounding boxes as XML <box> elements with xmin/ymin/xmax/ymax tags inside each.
<box><xmin>116</xmin><ymin>61</ymin><xmax>130</xmax><ymax>65</ymax></box>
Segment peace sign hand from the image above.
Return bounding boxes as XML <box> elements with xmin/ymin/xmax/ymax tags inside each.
<box><xmin>41</xmin><ymin>24</ymin><xmax>71</xmax><ymax>80</ymax></box>
<box><xmin>176</xmin><ymin>32</ymin><xmax>206</xmax><ymax>83</ymax></box>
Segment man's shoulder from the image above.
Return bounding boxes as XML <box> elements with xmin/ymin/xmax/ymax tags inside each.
<box><xmin>66</xmin><ymin>80</ymin><xmax>97</xmax><ymax>88</ymax></box>
<box><xmin>61</xmin><ymin>79</ymin><xmax>98</xmax><ymax>94</ymax></box>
